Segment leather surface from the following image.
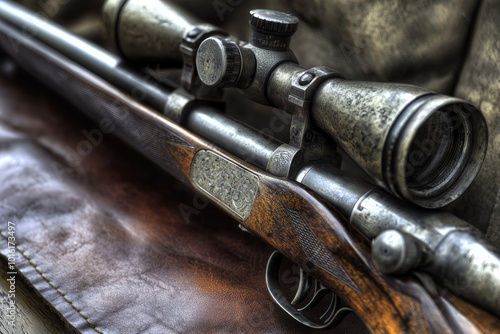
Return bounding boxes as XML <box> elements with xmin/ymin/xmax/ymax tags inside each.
<box><xmin>0</xmin><ymin>71</ymin><xmax>368</xmax><ymax>333</ymax></box>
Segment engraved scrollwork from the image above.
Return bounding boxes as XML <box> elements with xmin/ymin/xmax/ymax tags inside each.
<box><xmin>191</xmin><ymin>150</ymin><xmax>259</xmax><ymax>220</ymax></box>
<box><xmin>272</xmin><ymin>151</ymin><xmax>292</xmax><ymax>169</ymax></box>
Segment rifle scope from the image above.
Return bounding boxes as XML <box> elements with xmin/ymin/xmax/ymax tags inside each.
<box><xmin>105</xmin><ymin>0</ymin><xmax>487</xmax><ymax>208</ymax></box>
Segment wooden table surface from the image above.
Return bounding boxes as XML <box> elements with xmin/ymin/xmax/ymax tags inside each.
<box><xmin>0</xmin><ymin>256</ymin><xmax>76</xmax><ymax>334</ymax></box>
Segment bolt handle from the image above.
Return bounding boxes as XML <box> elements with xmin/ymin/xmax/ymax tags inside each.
<box><xmin>372</xmin><ymin>230</ymin><xmax>422</xmax><ymax>275</ymax></box>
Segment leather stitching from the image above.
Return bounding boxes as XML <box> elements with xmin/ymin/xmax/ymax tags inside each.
<box><xmin>0</xmin><ymin>229</ymin><xmax>103</xmax><ymax>334</ymax></box>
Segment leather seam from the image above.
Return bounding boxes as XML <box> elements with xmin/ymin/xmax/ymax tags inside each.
<box><xmin>0</xmin><ymin>229</ymin><xmax>103</xmax><ymax>334</ymax></box>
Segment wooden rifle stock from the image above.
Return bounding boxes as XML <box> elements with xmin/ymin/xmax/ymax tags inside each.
<box><xmin>0</xmin><ymin>12</ymin><xmax>499</xmax><ymax>334</ymax></box>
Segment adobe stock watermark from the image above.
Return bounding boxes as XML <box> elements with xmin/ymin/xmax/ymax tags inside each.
<box><xmin>5</xmin><ymin>221</ymin><xmax>17</xmax><ymax>327</ymax></box>
<box><xmin>51</xmin><ymin>118</ymin><xmax>114</xmax><ymax>180</ymax></box>
<box><xmin>48</xmin><ymin>62</ymin><xmax>167</xmax><ymax>180</ymax></box>
<box><xmin>178</xmin><ymin>194</ymin><xmax>210</xmax><ymax>224</ymax></box>
<box><xmin>339</xmin><ymin>35</ymin><xmax>368</xmax><ymax>64</ymax></box>
<box><xmin>213</xmin><ymin>0</ymin><xmax>245</xmax><ymax>22</ymax></box>
<box><xmin>259</xmin><ymin>108</ymin><xmax>292</xmax><ymax>140</ymax></box>
<box><xmin>224</xmin><ymin>260</ymin><xmax>304</xmax><ymax>332</ymax></box>
<box><xmin>37</xmin><ymin>0</ymin><xmax>71</xmax><ymax>19</ymax></box>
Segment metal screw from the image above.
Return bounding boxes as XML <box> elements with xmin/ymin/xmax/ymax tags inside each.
<box><xmin>238</xmin><ymin>224</ymin><xmax>251</xmax><ymax>234</ymax></box>
<box><xmin>299</xmin><ymin>72</ymin><xmax>315</xmax><ymax>85</ymax></box>
<box><xmin>291</xmin><ymin>125</ymin><xmax>300</xmax><ymax>139</ymax></box>
<box><xmin>187</xmin><ymin>28</ymin><xmax>201</xmax><ymax>38</ymax></box>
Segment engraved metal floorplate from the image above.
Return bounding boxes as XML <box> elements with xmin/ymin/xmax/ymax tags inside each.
<box><xmin>191</xmin><ymin>150</ymin><xmax>259</xmax><ymax>221</ymax></box>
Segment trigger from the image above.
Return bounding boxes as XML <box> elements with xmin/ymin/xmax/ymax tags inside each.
<box><xmin>265</xmin><ymin>251</ymin><xmax>352</xmax><ymax>329</ymax></box>
<box><xmin>291</xmin><ymin>267</ymin><xmax>312</xmax><ymax>305</ymax></box>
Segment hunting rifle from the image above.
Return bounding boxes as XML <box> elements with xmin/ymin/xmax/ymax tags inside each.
<box><xmin>0</xmin><ymin>0</ymin><xmax>499</xmax><ymax>332</ymax></box>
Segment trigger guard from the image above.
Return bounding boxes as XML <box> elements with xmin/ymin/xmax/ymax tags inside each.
<box><xmin>265</xmin><ymin>251</ymin><xmax>352</xmax><ymax>329</ymax></box>
<box><xmin>291</xmin><ymin>266</ymin><xmax>311</xmax><ymax>305</ymax></box>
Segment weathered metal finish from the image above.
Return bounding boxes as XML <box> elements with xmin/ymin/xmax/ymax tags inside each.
<box><xmin>265</xmin><ymin>62</ymin><xmax>488</xmax><ymax>208</ymax></box>
<box><xmin>143</xmin><ymin>53</ymin><xmax>497</xmax><ymax>324</ymax></box>
<box><xmin>103</xmin><ymin>0</ymin><xmax>477</xmax><ymax>94</ymax></box>
<box><xmin>266</xmin><ymin>251</ymin><xmax>352</xmax><ymax>329</ymax></box>
<box><xmin>101</xmin><ymin>0</ymin><xmax>122</xmax><ymax>53</ymax></box>
<box><xmin>191</xmin><ymin>149</ymin><xmax>259</xmax><ymax>221</ymax></box>
<box><xmin>452</xmin><ymin>0</ymin><xmax>500</xmax><ymax>245</ymax></box>
<box><xmin>287</xmin><ymin>66</ymin><xmax>344</xmax><ymax>149</ymax></box>
<box><xmin>90</xmin><ymin>0</ymin><xmax>495</xmax><ymax>315</ymax></box>
<box><xmin>196</xmin><ymin>36</ymin><xmax>242</xmax><ymax>87</ymax></box>
<box><xmin>194</xmin><ymin>9</ymin><xmax>299</xmax><ymax>103</ymax></box>
<box><xmin>185</xmin><ymin>106</ymin><xmax>282</xmax><ymax>170</ymax></box>
<box><xmin>266</xmin><ymin>143</ymin><xmax>301</xmax><ymax>177</ymax></box>
<box><xmin>372</xmin><ymin>230</ymin><xmax>422</xmax><ymax>275</ymax></box>
<box><xmin>179</xmin><ymin>24</ymin><xmax>227</xmax><ymax>95</ymax></box>
<box><xmin>296</xmin><ymin>163</ymin><xmax>372</xmax><ymax>219</ymax></box>
<box><xmin>196</xmin><ymin>35</ymin><xmax>344</xmax><ymax>179</ymax></box>
<box><xmin>297</xmin><ymin>161</ymin><xmax>500</xmax><ymax>318</ymax></box>
<box><xmin>110</xmin><ymin>0</ymin><xmax>488</xmax><ymax>208</ymax></box>
<box><xmin>0</xmin><ymin>0</ymin><xmax>173</xmax><ymax>113</ymax></box>
<box><xmin>350</xmin><ymin>190</ymin><xmax>500</xmax><ymax>317</ymax></box>
<box><xmin>309</xmin><ymin>80</ymin><xmax>488</xmax><ymax>208</ymax></box>
<box><xmin>350</xmin><ymin>191</ymin><xmax>472</xmax><ymax>246</ymax></box>
<box><xmin>164</xmin><ymin>88</ymin><xmax>196</xmax><ymax>123</ymax></box>
<box><xmin>428</xmin><ymin>231</ymin><xmax>500</xmax><ymax>320</ymax></box>
<box><xmin>100</xmin><ymin>0</ymin><xmax>497</xmax><ymax>320</ymax></box>
<box><xmin>266</xmin><ymin>66</ymin><xmax>345</xmax><ymax>177</ymax></box>
<box><xmin>266</xmin><ymin>62</ymin><xmax>305</xmax><ymax>107</ymax></box>
<box><xmin>195</xmin><ymin>36</ymin><xmax>257</xmax><ymax>89</ymax></box>
<box><xmin>309</xmin><ymin>80</ymin><xmax>428</xmax><ymax>179</ymax></box>
<box><xmin>249</xmin><ymin>9</ymin><xmax>299</xmax><ymax>51</ymax></box>
<box><xmin>102</xmin><ymin>0</ymin><xmax>201</xmax><ymax>62</ymax></box>
<box><xmin>239</xmin><ymin>44</ymin><xmax>297</xmax><ymax>105</ymax></box>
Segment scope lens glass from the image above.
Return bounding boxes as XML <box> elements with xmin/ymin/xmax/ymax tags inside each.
<box><xmin>405</xmin><ymin>108</ymin><xmax>466</xmax><ymax>190</ymax></box>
